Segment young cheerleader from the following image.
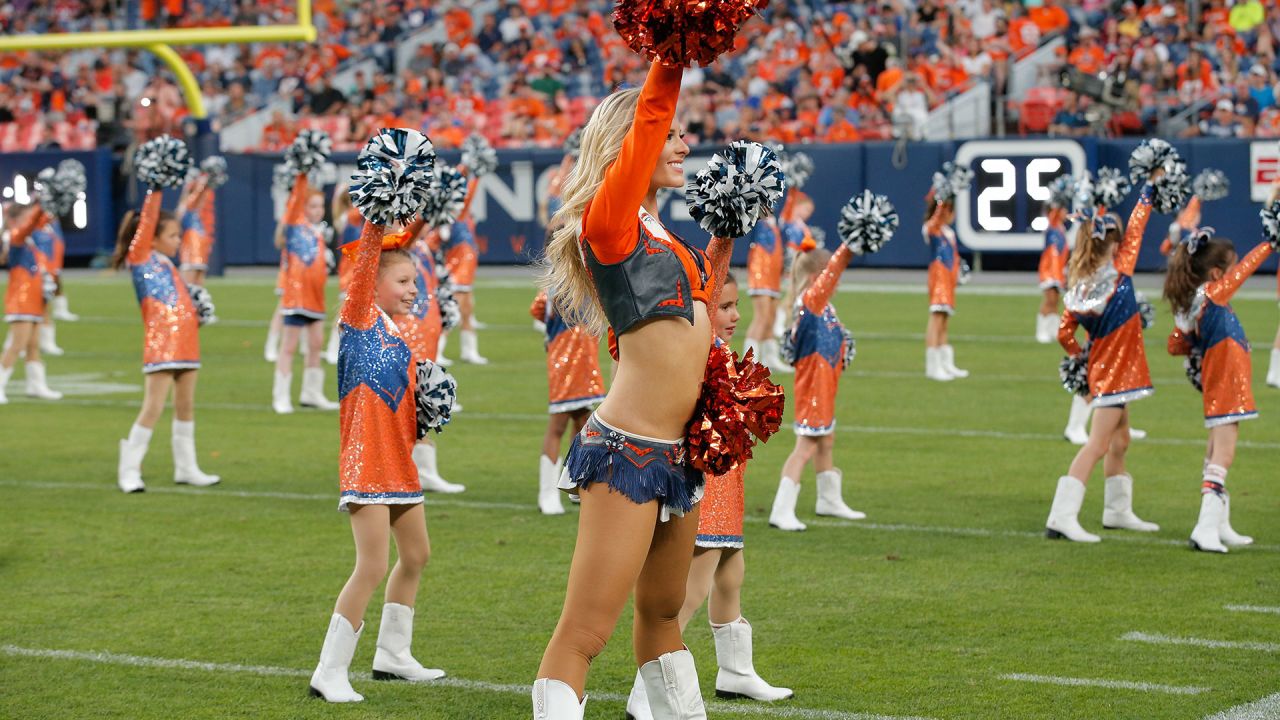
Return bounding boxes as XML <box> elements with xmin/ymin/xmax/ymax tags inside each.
<box><xmin>272</xmin><ymin>172</ymin><xmax>339</xmax><ymax>414</ymax></box>
<box><xmin>1035</xmin><ymin>179</ymin><xmax>1073</xmax><ymax>343</ymax></box>
<box><xmin>325</xmin><ymin>187</ymin><xmax>364</xmax><ymax>365</ymax></box>
<box><xmin>112</xmin><ymin>178</ymin><xmax>219</xmax><ymax>492</ymax></box>
<box><xmin>0</xmin><ymin>204</ymin><xmax>62</xmax><ymax>403</ymax></box>
<box><xmin>438</xmin><ymin>168</ymin><xmax>487</xmax><ymax>364</ymax></box>
<box><xmin>530</xmin><ymin>288</ymin><xmax>605</xmax><ymax>515</ymax></box>
<box><xmin>744</xmin><ymin>208</ymin><xmax>786</xmax><ymax>371</ymax></box>
<box><xmin>308</xmin><ymin>139</ymin><xmax>450</xmax><ymax>700</ymax></box>
<box><xmin>533</xmin><ymin>57</ymin><xmax>741</xmax><ymax>717</ymax></box>
<box><xmin>178</xmin><ymin>172</ymin><xmax>213</xmax><ymax>286</ymax></box>
<box><xmin>1045</xmin><ymin>166</ymin><xmax>1166</xmax><ymax>543</ymax></box>
<box><xmin>37</xmin><ymin>211</ymin><xmax>66</xmax><ymax>357</ymax></box>
<box><xmin>768</xmin><ymin>243</ymin><xmax>865</xmax><ymax>531</ymax></box>
<box><xmin>1164</xmin><ymin>207</ymin><xmax>1276</xmax><ymax>553</ymax></box>
<box><xmin>923</xmin><ymin>178</ymin><xmax>968</xmax><ymax>381</ymax></box>
<box><xmin>772</xmin><ymin>191</ymin><xmax>815</xmax><ymax>366</ymax></box>
<box><xmin>626</xmin><ymin>272</ymin><xmax>791</xmax><ymax>720</ymax></box>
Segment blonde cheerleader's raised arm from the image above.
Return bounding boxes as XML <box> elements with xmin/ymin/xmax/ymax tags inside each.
<box><xmin>803</xmin><ymin>245</ymin><xmax>854</xmax><ymax>314</ymax></box>
<box><xmin>582</xmin><ymin>61</ymin><xmax>683</xmax><ymax>263</ymax></box>
<box><xmin>126</xmin><ymin>192</ymin><xmax>164</xmax><ymax>266</ymax></box>
<box><xmin>1208</xmin><ymin>241</ymin><xmax>1274</xmax><ymax>306</ymax></box>
<box><xmin>339</xmin><ymin>221</ymin><xmax>385</xmax><ymax>332</ymax></box>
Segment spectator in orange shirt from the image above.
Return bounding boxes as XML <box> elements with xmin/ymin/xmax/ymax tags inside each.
<box><xmin>1069</xmin><ymin>29</ymin><xmax>1107</xmax><ymax>75</ymax></box>
<box><xmin>823</xmin><ymin>105</ymin><xmax>862</xmax><ymax>143</ymax></box>
<box><xmin>1029</xmin><ymin>0</ymin><xmax>1070</xmax><ymax>36</ymax></box>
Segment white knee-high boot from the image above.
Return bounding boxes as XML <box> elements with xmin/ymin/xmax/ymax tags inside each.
<box><xmin>1063</xmin><ymin>394</ymin><xmax>1091</xmax><ymax>445</ymax></box>
<box><xmin>0</xmin><ymin>364</ymin><xmax>11</xmax><ymax>404</ymax></box>
<box><xmin>264</xmin><ymin>323</ymin><xmax>280</xmax><ymax>363</ymax></box>
<box><xmin>532</xmin><ymin>678</ymin><xmax>585</xmax><ymax>719</ymax></box>
<box><xmin>309</xmin><ymin>614</ymin><xmax>364</xmax><ymax>702</ymax></box>
<box><xmin>412</xmin><ymin>443</ymin><xmax>466</xmax><ymax>493</ymax></box>
<box><xmin>940</xmin><ymin>344</ymin><xmax>968</xmax><ymax>378</ymax></box>
<box><xmin>713</xmin><ymin>618</ymin><xmax>792</xmax><ymax>701</ymax></box>
<box><xmin>1102</xmin><ymin>474</ymin><xmax>1158</xmax><ymax>531</ymax></box>
<box><xmin>272</xmin><ymin>371</ymin><xmax>293</xmax><ymax>414</ymax></box>
<box><xmin>762</xmin><ymin>338</ymin><xmax>792</xmax><ymax>373</ymax></box>
<box><xmin>538</xmin><ymin>455</ymin><xmax>565</xmax><ymax>515</ymax></box>
<box><xmin>299</xmin><ymin>367</ymin><xmax>338</xmax><ymax>410</ymax></box>
<box><xmin>172</xmin><ymin>420</ymin><xmax>220</xmax><ymax>486</ymax></box>
<box><xmin>24</xmin><ymin>361</ymin><xmax>62</xmax><ymax>399</ymax></box>
<box><xmin>925</xmin><ymin>347</ymin><xmax>953</xmax><ymax>381</ymax></box>
<box><xmin>1035</xmin><ymin>313</ymin><xmax>1054</xmax><ymax>344</ymax></box>
<box><xmin>626</xmin><ymin>670</ymin><xmax>652</xmax><ymax>720</ymax></box>
<box><xmin>436</xmin><ymin>335</ymin><xmax>453</xmax><ymax>367</ymax></box>
<box><xmin>52</xmin><ymin>294</ymin><xmax>78</xmax><ymax>322</ymax></box>
<box><xmin>1191</xmin><ymin>464</ymin><xmax>1230</xmax><ymax>553</ymax></box>
<box><xmin>1045</xmin><ymin>476</ymin><xmax>1100</xmax><ymax>542</ymax></box>
<box><xmin>323</xmin><ymin>320</ymin><xmax>341</xmax><ymax>365</ymax></box>
<box><xmin>460</xmin><ymin>329</ymin><xmax>488</xmax><ymax>364</ymax></box>
<box><xmin>1268</xmin><ymin>348</ymin><xmax>1280</xmax><ymax>388</ymax></box>
<box><xmin>1219</xmin><ymin>492</ymin><xmax>1253</xmax><ymax>547</ymax></box>
<box><xmin>38</xmin><ymin>323</ymin><xmax>64</xmax><ymax>356</ymax></box>
<box><xmin>640</xmin><ymin>649</ymin><xmax>707</xmax><ymax>720</ymax></box>
<box><xmin>372</xmin><ymin>603</ymin><xmax>445</xmax><ymax>682</ymax></box>
<box><xmin>117</xmin><ymin>423</ymin><xmax>152</xmax><ymax>493</ymax></box>
<box><xmin>814</xmin><ymin>469</ymin><xmax>865</xmax><ymax>520</ymax></box>
<box><xmin>768</xmin><ymin>477</ymin><xmax>806</xmax><ymax>531</ymax></box>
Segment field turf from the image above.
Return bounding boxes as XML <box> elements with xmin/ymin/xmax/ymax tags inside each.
<box><xmin>1</xmin><ymin>269</ymin><xmax>1278</xmax><ymax>720</ymax></box>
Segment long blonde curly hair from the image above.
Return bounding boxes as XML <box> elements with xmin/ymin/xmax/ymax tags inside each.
<box><xmin>538</xmin><ymin>87</ymin><xmax>644</xmax><ymax>337</ymax></box>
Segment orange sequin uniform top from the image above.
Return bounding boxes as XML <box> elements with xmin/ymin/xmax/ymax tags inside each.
<box><xmin>279</xmin><ymin>174</ymin><xmax>328</xmax><ymax>320</ymax></box>
<box><xmin>336</xmin><ymin>222</ymin><xmax>420</xmax><ymax>511</ymax></box>
<box><xmin>791</xmin><ymin>245</ymin><xmax>853</xmax><ymax>436</ymax></box>
<box><xmin>1059</xmin><ymin>184</ymin><xmax>1155</xmax><ymax>407</ymax></box>
<box><xmin>179</xmin><ymin>181</ymin><xmax>216</xmax><ymax>271</ymax></box>
<box><xmin>1169</xmin><ymin>241</ymin><xmax>1273</xmax><ymax>427</ymax></box>
<box><xmin>531</xmin><ymin>289</ymin><xmax>604</xmax><ymax>414</ymax></box>
<box><xmin>746</xmin><ymin>216</ymin><xmax>784</xmax><ymax>298</ymax></box>
<box><xmin>4</xmin><ymin>208</ymin><xmax>52</xmax><ymax>322</ymax></box>
<box><xmin>394</xmin><ymin>236</ymin><xmax>444</xmax><ymax>364</ymax></box>
<box><xmin>127</xmin><ymin>191</ymin><xmax>201</xmax><ymax>373</ymax></box>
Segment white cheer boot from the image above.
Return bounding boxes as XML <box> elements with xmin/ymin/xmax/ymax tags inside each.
<box><xmin>1063</xmin><ymin>394</ymin><xmax>1091</xmax><ymax>445</ymax></box>
<box><xmin>25</xmin><ymin>361</ymin><xmax>62</xmax><ymax>400</ymax></box>
<box><xmin>299</xmin><ymin>367</ymin><xmax>339</xmax><ymax>410</ymax></box>
<box><xmin>272</xmin><ymin>371</ymin><xmax>294</xmax><ymax>414</ymax></box>
<box><xmin>0</xmin><ymin>364</ymin><xmax>11</xmax><ymax>404</ymax></box>
<box><xmin>371</xmin><ymin>603</ymin><xmax>446</xmax><ymax>682</ymax></box>
<box><xmin>626</xmin><ymin>670</ymin><xmax>652</xmax><ymax>720</ymax></box>
<box><xmin>436</xmin><ymin>335</ymin><xmax>453</xmax><ymax>367</ymax></box>
<box><xmin>532</xmin><ymin>678</ymin><xmax>585</xmax><ymax>719</ymax></box>
<box><xmin>768</xmin><ymin>478</ymin><xmax>806</xmax><ymax>531</ymax></box>
<box><xmin>814</xmin><ymin>469</ymin><xmax>865</xmax><ymax>520</ymax></box>
<box><xmin>1190</xmin><ymin>493</ymin><xmax>1228</xmax><ymax>554</ymax></box>
<box><xmin>460</xmin><ymin>329</ymin><xmax>489</xmax><ymax>365</ymax></box>
<box><xmin>762</xmin><ymin>339</ymin><xmax>792</xmax><ymax>374</ymax></box>
<box><xmin>940</xmin><ymin>344</ymin><xmax>968</xmax><ymax>378</ymax></box>
<box><xmin>38</xmin><ymin>324</ymin><xmax>64</xmax><ymax>356</ymax></box>
<box><xmin>52</xmin><ymin>295</ymin><xmax>78</xmax><ymax>322</ymax></box>
<box><xmin>309</xmin><ymin>614</ymin><xmax>364</xmax><ymax>702</ymax></box>
<box><xmin>323</xmin><ymin>323</ymin><xmax>340</xmax><ymax>365</ymax></box>
<box><xmin>1268</xmin><ymin>348</ymin><xmax>1280</xmax><ymax>388</ymax></box>
<box><xmin>925</xmin><ymin>347</ymin><xmax>953</xmax><ymax>382</ymax></box>
<box><xmin>413</xmin><ymin>443</ymin><xmax>466</xmax><ymax>493</ymax></box>
<box><xmin>1045</xmin><ymin>476</ymin><xmax>1100</xmax><ymax>542</ymax></box>
<box><xmin>1035</xmin><ymin>314</ymin><xmax>1054</xmax><ymax>344</ymax></box>
<box><xmin>117</xmin><ymin>425</ymin><xmax>151</xmax><ymax>493</ymax></box>
<box><xmin>713</xmin><ymin>618</ymin><xmax>793</xmax><ymax>702</ymax></box>
<box><xmin>172</xmin><ymin>420</ymin><xmax>220</xmax><ymax>486</ymax></box>
<box><xmin>772</xmin><ymin>308</ymin><xmax>787</xmax><ymax>338</ymax></box>
<box><xmin>1102</xmin><ymin>474</ymin><xmax>1158</xmax><ymax>531</ymax></box>
<box><xmin>640</xmin><ymin>649</ymin><xmax>707</xmax><ymax>720</ymax></box>
<box><xmin>1219</xmin><ymin>493</ymin><xmax>1253</xmax><ymax>547</ymax></box>
<box><xmin>538</xmin><ymin>455</ymin><xmax>565</xmax><ymax>515</ymax></box>
<box><xmin>263</xmin><ymin>326</ymin><xmax>280</xmax><ymax>363</ymax></box>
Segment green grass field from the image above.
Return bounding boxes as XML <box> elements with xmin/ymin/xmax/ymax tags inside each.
<box><xmin>1</xmin><ymin>270</ymin><xmax>1278</xmax><ymax>720</ymax></box>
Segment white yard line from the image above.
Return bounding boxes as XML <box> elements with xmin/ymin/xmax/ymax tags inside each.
<box><xmin>1121</xmin><ymin>632</ymin><xmax>1280</xmax><ymax>653</ymax></box>
<box><xmin>999</xmin><ymin>672</ymin><xmax>1210</xmax><ymax>695</ymax></box>
<box><xmin>1201</xmin><ymin>692</ymin><xmax>1280</xmax><ymax>720</ymax></box>
<box><xmin>0</xmin><ymin>644</ymin><xmax>934</xmax><ymax>720</ymax></box>
<box><xmin>1224</xmin><ymin>605</ymin><xmax>1280</xmax><ymax>615</ymax></box>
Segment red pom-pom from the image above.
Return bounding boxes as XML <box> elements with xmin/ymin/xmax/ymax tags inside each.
<box><xmin>613</xmin><ymin>0</ymin><xmax>764</xmax><ymax>68</ymax></box>
<box><xmin>686</xmin><ymin>344</ymin><xmax>785</xmax><ymax>475</ymax></box>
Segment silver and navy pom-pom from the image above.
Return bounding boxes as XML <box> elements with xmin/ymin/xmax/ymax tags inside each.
<box><xmin>200</xmin><ymin>156</ymin><xmax>229</xmax><ymax>188</ymax></box>
<box><xmin>436</xmin><ymin>279</ymin><xmax>462</xmax><ymax>331</ymax></box>
<box><xmin>1151</xmin><ymin>164</ymin><xmax>1191</xmax><ymax>214</ymax></box>
<box><xmin>273</xmin><ymin>163</ymin><xmax>298</xmax><ymax>194</ymax></box>
<box><xmin>1261</xmin><ymin>199</ymin><xmax>1280</xmax><ymax>251</ymax></box>
<box><xmin>41</xmin><ymin>270</ymin><xmax>57</xmax><ymax>301</ymax></box>
<box><xmin>838</xmin><ymin>189</ymin><xmax>899</xmax><ymax>255</ymax></box>
<box><xmin>1047</xmin><ymin>174</ymin><xmax>1076</xmax><ymax>209</ymax></box>
<box><xmin>840</xmin><ymin>326</ymin><xmax>856</xmax><ymax>370</ymax></box>
<box><xmin>188</xmin><ymin>284</ymin><xmax>217</xmax><ymax>326</ymax></box>
<box><xmin>1059</xmin><ymin>349</ymin><xmax>1090</xmax><ymax>397</ymax></box>
<box><xmin>423</xmin><ymin>162</ymin><xmax>469</xmax><ymax>228</ymax></box>
<box><xmin>1129</xmin><ymin>138</ymin><xmax>1184</xmax><ymax>185</ymax></box>
<box><xmin>285</xmin><ymin>129</ymin><xmax>332</xmax><ymax>174</ymax></box>
<box><xmin>461</xmin><ymin>134</ymin><xmax>498</xmax><ymax>177</ymax></box>
<box><xmin>780</xmin><ymin>326</ymin><xmax>797</xmax><ymax>366</ymax></box>
<box><xmin>562</xmin><ymin>127</ymin><xmax>583</xmax><ymax>159</ymax></box>
<box><xmin>414</xmin><ymin>359</ymin><xmax>457</xmax><ymax>437</ymax></box>
<box><xmin>134</xmin><ymin>135</ymin><xmax>193</xmax><ymax>189</ymax></box>
<box><xmin>1134</xmin><ymin>290</ymin><xmax>1155</xmax><ymax>329</ymax></box>
<box><xmin>686</xmin><ymin>141</ymin><xmax>786</xmax><ymax>239</ymax></box>
<box><xmin>959</xmin><ymin>259</ymin><xmax>972</xmax><ymax>285</ymax></box>
<box><xmin>1192</xmin><ymin>168</ymin><xmax>1229</xmax><ymax>202</ymax></box>
<box><xmin>931</xmin><ymin>170</ymin><xmax>954</xmax><ymax>203</ymax></box>
<box><xmin>1092</xmin><ymin>167</ymin><xmax>1131</xmax><ymax>209</ymax></box>
<box><xmin>35</xmin><ymin>168</ymin><xmax>78</xmax><ymax>216</ymax></box>
<box><xmin>931</xmin><ymin>161</ymin><xmax>973</xmax><ymax>204</ymax></box>
<box><xmin>1185</xmin><ymin>347</ymin><xmax>1204</xmax><ymax>392</ymax></box>
<box><xmin>55</xmin><ymin>159</ymin><xmax>87</xmax><ymax>198</ymax></box>
<box><xmin>1072</xmin><ymin>172</ymin><xmax>1094</xmax><ymax>212</ymax></box>
<box><xmin>349</xmin><ymin>128</ymin><xmax>437</xmax><ymax>226</ymax></box>
<box><xmin>784</xmin><ymin>152</ymin><xmax>814</xmax><ymax>189</ymax></box>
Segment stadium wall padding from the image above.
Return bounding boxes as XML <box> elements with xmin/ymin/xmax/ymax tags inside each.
<box><xmin>5</xmin><ymin>139</ymin><xmax>1276</xmax><ymax>274</ymax></box>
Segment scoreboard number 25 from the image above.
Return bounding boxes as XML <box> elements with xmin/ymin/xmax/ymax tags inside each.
<box><xmin>953</xmin><ymin>140</ymin><xmax>1087</xmax><ymax>252</ymax></box>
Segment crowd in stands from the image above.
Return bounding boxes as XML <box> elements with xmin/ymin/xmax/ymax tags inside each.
<box><xmin>8</xmin><ymin>0</ymin><xmax>1280</xmax><ymax>152</ymax></box>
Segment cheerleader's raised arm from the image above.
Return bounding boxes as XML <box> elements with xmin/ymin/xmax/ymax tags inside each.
<box><xmin>127</xmin><ymin>191</ymin><xmax>164</xmax><ymax>265</ymax></box>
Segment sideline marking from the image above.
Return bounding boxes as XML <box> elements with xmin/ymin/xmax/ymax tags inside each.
<box><xmin>1201</xmin><ymin>692</ymin><xmax>1280</xmax><ymax>720</ymax></box>
<box><xmin>1121</xmin><ymin>632</ymin><xmax>1280</xmax><ymax>653</ymax></box>
<box><xmin>999</xmin><ymin>672</ymin><xmax>1210</xmax><ymax>695</ymax></box>
<box><xmin>0</xmin><ymin>645</ymin><xmax>936</xmax><ymax>720</ymax></box>
<box><xmin>1224</xmin><ymin>605</ymin><xmax>1280</xmax><ymax>615</ymax></box>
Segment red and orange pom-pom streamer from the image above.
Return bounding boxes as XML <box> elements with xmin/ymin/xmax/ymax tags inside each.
<box><xmin>613</xmin><ymin>0</ymin><xmax>765</xmax><ymax>68</ymax></box>
<box><xmin>686</xmin><ymin>342</ymin><xmax>785</xmax><ymax>475</ymax></box>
